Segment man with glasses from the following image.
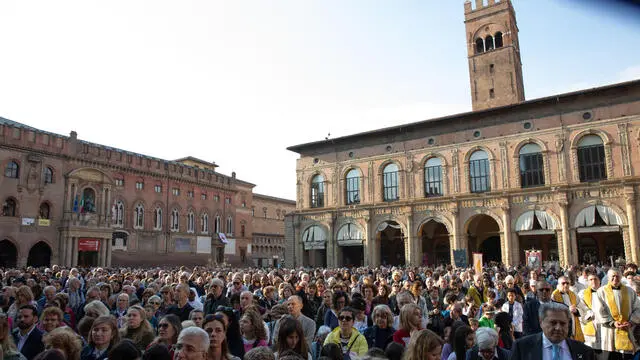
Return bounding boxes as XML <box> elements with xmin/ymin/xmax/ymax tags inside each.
<box><xmin>174</xmin><ymin>327</ymin><xmax>209</xmax><ymax>360</ymax></box>
<box><xmin>552</xmin><ymin>276</ymin><xmax>584</xmax><ymax>342</ymax></box>
<box><xmin>523</xmin><ymin>280</ymin><xmax>552</xmax><ymax>336</ymax></box>
<box><xmin>204</xmin><ymin>278</ymin><xmax>230</xmax><ymax>315</ymax></box>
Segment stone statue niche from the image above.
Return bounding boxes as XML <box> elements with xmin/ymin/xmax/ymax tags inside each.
<box><xmin>82</xmin><ymin>188</ymin><xmax>97</xmax><ymax>213</ymax></box>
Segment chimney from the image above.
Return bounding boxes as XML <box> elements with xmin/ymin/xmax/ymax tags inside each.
<box><xmin>232</xmin><ymin>171</ymin><xmax>236</xmax><ymax>179</ymax></box>
<box><xmin>70</xmin><ymin>131</ymin><xmax>77</xmax><ymax>140</ymax></box>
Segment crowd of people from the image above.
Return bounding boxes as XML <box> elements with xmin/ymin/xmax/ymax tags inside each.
<box><xmin>0</xmin><ymin>261</ymin><xmax>639</xmax><ymax>360</ymax></box>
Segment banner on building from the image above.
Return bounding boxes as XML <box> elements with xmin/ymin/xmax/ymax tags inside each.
<box><xmin>224</xmin><ymin>238</ymin><xmax>236</xmax><ymax>255</ymax></box>
<box><xmin>196</xmin><ymin>236</ymin><xmax>211</xmax><ymax>254</ymax></box>
<box><xmin>21</xmin><ymin>218</ymin><xmax>35</xmax><ymax>226</ymax></box>
<box><xmin>218</xmin><ymin>233</ymin><xmax>228</xmax><ymax>244</ymax></box>
<box><xmin>525</xmin><ymin>249</ymin><xmax>542</xmax><ymax>269</ymax></box>
<box><xmin>175</xmin><ymin>238</ymin><xmax>191</xmax><ymax>253</ymax></box>
<box><xmin>38</xmin><ymin>219</ymin><xmax>50</xmax><ymax>226</ymax></box>
<box><xmin>453</xmin><ymin>249</ymin><xmax>468</xmax><ymax>268</ymax></box>
<box><xmin>78</xmin><ymin>238</ymin><xmax>100</xmax><ymax>252</ymax></box>
<box><xmin>473</xmin><ymin>252</ymin><xmax>483</xmax><ymax>273</ymax></box>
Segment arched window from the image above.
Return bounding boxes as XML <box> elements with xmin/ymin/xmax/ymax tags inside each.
<box><xmin>485</xmin><ymin>35</ymin><xmax>494</xmax><ymax>51</ymax></box>
<box><xmin>424</xmin><ymin>158</ymin><xmax>443</xmax><ymax>197</ymax></box>
<box><xmin>310</xmin><ymin>175</ymin><xmax>324</xmax><ymax>208</ymax></box>
<box><xmin>39</xmin><ymin>203</ymin><xmax>50</xmax><ymax>219</ymax></box>
<box><xmin>43</xmin><ymin>167</ymin><xmax>53</xmax><ymax>184</ymax></box>
<box><xmin>519</xmin><ymin>143</ymin><xmax>545</xmax><ymax>188</ymax></box>
<box><xmin>2</xmin><ymin>198</ymin><xmax>17</xmax><ymax>217</ymax></box>
<box><xmin>4</xmin><ymin>161</ymin><xmax>19</xmax><ymax>179</ymax></box>
<box><xmin>187</xmin><ymin>211</ymin><xmax>195</xmax><ymax>233</ymax></box>
<box><xmin>226</xmin><ymin>216</ymin><xmax>233</xmax><ymax>236</ymax></box>
<box><xmin>345</xmin><ymin>169</ymin><xmax>361</xmax><ymax>205</ymax></box>
<box><xmin>201</xmin><ymin>213</ymin><xmax>209</xmax><ymax>234</ymax></box>
<box><xmin>134</xmin><ymin>204</ymin><xmax>144</xmax><ymax>229</ymax></box>
<box><xmin>241</xmin><ymin>224</ymin><xmax>246</xmax><ymax>238</ymax></box>
<box><xmin>383</xmin><ymin>163</ymin><xmax>399</xmax><ymax>202</ymax></box>
<box><xmin>469</xmin><ymin>150</ymin><xmax>490</xmax><ymax>193</ymax></box>
<box><xmin>494</xmin><ymin>32</ymin><xmax>503</xmax><ymax>48</ymax></box>
<box><xmin>475</xmin><ymin>38</ymin><xmax>485</xmax><ymax>54</ymax></box>
<box><xmin>214</xmin><ymin>215</ymin><xmax>221</xmax><ymax>234</ymax></box>
<box><xmin>115</xmin><ymin>201</ymin><xmax>124</xmax><ymax>227</ymax></box>
<box><xmin>171</xmin><ymin>209</ymin><xmax>179</xmax><ymax>232</ymax></box>
<box><xmin>577</xmin><ymin>135</ymin><xmax>606</xmax><ymax>182</ymax></box>
<box><xmin>82</xmin><ymin>188</ymin><xmax>97</xmax><ymax>213</ymax></box>
<box><xmin>154</xmin><ymin>208</ymin><xmax>163</xmax><ymax>230</ymax></box>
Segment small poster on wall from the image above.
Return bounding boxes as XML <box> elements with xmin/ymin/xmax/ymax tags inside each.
<box><xmin>525</xmin><ymin>249</ymin><xmax>542</xmax><ymax>269</ymax></box>
<box><xmin>453</xmin><ymin>249</ymin><xmax>468</xmax><ymax>268</ymax></box>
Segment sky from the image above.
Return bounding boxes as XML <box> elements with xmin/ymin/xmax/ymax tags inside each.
<box><xmin>0</xmin><ymin>1</ymin><xmax>639</xmax><ymax>200</ymax></box>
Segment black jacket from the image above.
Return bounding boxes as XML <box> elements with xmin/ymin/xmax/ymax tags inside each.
<box><xmin>362</xmin><ymin>325</ymin><xmax>395</xmax><ymax>350</ymax></box>
<box><xmin>465</xmin><ymin>345</ymin><xmax>510</xmax><ymax>360</ymax></box>
<box><xmin>522</xmin><ymin>299</ymin><xmax>542</xmax><ymax>336</ymax></box>
<box><xmin>203</xmin><ymin>294</ymin><xmax>229</xmax><ymax>315</ymax></box>
<box><xmin>12</xmin><ymin>326</ymin><xmax>44</xmax><ymax>360</ymax></box>
<box><xmin>80</xmin><ymin>345</ymin><xmax>110</xmax><ymax>360</ymax></box>
<box><xmin>510</xmin><ymin>333</ymin><xmax>595</xmax><ymax>360</ymax></box>
<box><xmin>166</xmin><ymin>303</ymin><xmax>195</xmax><ymax>322</ymax></box>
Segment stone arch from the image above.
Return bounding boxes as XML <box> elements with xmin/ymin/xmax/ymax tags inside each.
<box><xmin>374</xmin><ymin>215</ymin><xmax>409</xmax><ymax>236</ymax></box>
<box><xmin>472</xmin><ymin>23</ymin><xmax>506</xmax><ymax>44</ymax></box>
<box><xmin>419</xmin><ymin>152</ymin><xmax>449</xmax><ymax>168</ymax></box>
<box><xmin>570</xmin><ymin>129</ymin><xmax>614</xmax><ymax>182</ymax></box>
<box><xmin>335</xmin><ymin>217</ymin><xmax>368</xmax><ymax>238</ymax></box>
<box><xmin>415</xmin><ymin>214</ymin><xmax>454</xmax><ymax>236</ymax></box>
<box><xmin>377</xmin><ymin>159</ymin><xmax>404</xmax><ymax>176</ymax></box>
<box><xmin>39</xmin><ymin>200</ymin><xmax>54</xmax><ymax>220</ymax></box>
<box><xmin>27</xmin><ymin>241</ymin><xmax>52</xmax><ymax>267</ymax></box>
<box><xmin>0</xmin><ymin>238</ymin><xmax>18</xmax><ymax>268</ymax></box>
<box><xmin>341</xmin><ymin>166</ymin><xmax>363</xmax><ymax>178</ymax></box>
<box><xmin>463</xmin><ymin>145</ymin><xmax>497</xmax><ymax>162</ymax></box>
<box><xmin>68</xmin><ymin>167</ymin><xmax>114</xmax><ymax>185</ymax></box>
<box><xmin>462</xmin><ymin>209</ymin><xmax>504</xmax><ymax>233</ymax></box>
<box><xmin>463</xmin><ymin>211</ymin><xmax>504</xmax><ymax>263</ymax></box>
<box><xmin>511</xmin><ymin>206</ymin><xmax>561</xmax><ymax>231</ymax></box>
<box><xmin>374</xmin><ymin>216</ymin><xmax>408</xmax><ymax>266</ymax></box>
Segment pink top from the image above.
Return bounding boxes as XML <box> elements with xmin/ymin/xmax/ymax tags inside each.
<box><xmin>243</xmin><ymin>338</ymin><xmax>268</xmax><ymax>352</ymax></box>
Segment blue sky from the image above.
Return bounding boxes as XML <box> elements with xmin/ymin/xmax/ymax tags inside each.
<box><xmin>0</xmin><ymin>0</ymin><xmax>638</xmax><ymax>200</ymax></box>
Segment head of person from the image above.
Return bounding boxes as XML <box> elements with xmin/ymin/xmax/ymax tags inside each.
<box><xmin>372</xmin><ymin>304</ymin><xmax>393</xmax><ymax>329</ymax></box>
<box><xmin>608</xmin><ymin>269</ymin><xmax>623</xmax><ymax>287</ymax></box>
<box><xmin>474</xmin><ymin>327</ymin><xmax>499</xmax><ymax>360</ymax></box>
<box><xmin>143</xmin><ymin>344</ymin><xmax>172</xmax><ymax>360</ymax></box>
<box><xmin>108</xmin><ymin>339</ymin><xmax>141</xmax><ymax>360</ymax></box>
<box><xmin>210</xmin><ymin>278</ymin><xmax>224</xmax><ymax>298</ymax></box>
<box><xmin>125</xmin><ymin>305</ymin><xmax>147</xmax><ymax>330</ymax></box>
<box><xmin>385</xmin><ymin>341</ymin><xmax>405</xmax><ymax>360</ymax></box>
<box><xmin>557</xmin><ymin>276</ymin><xmax>570</xmax><ymax>292</ymax></box>
<box><xmin>405</xmin><ymin>329</ymin><xmax>444</xmax><ymax>360</ymax></box>
<box><xmin>43</xmin><ymin>285</ymin><xmax>56</xmax><ymax>302</ymax></box>
<box><xmin>240</xmin><ymin>291</ymin><xmax>254</xmax><ymax>309</ymax></box>
<box><xmin>332</xmin><ymin>291</ymin><xmax>349</xmax><ymax>312</ymax></box>
<box><xmin>539</xmin><ymin>301</ymin><xmax>571</xmax><ymax>344</ymax></box>
<box><xmin>41</xmin><ymin>306</ymin><xmax>64</xmax><ymax>333</ymax></box>
<box><xmin>189</xmin><ymin>309</ymin><xmax>204</xmax><ymax>328</ymax></box>
<box><xmin>158</xmin><ymin>314</ymin><xmax>182</xmax><ymax>345</ymax></box>
<box><xmin>117</xmin><ymin>293</ymin><xmax>130</xmax><ymax>311</ymax></box>
<box><xmin>43</xmin><ymin>327</ymin><xmax>83</xmax><ymax>360</ymax></box>
<box><xmin>450</xmin><ymin>303</ymin><xmax>463</xmax><ymax>320</ymax></box>
<box><xmin>587</xmin><ymin>273</ymin><xmax>601</xmax><ymax>290</ymax></box>
<box><xmin>536</xmin><ymin>280</ymin><xmax>552</xmax><ymax>302</ymax></box>
<box><xmin>16</xmin><ymin>285</ymin><xmax>34</xmax><ymax>305</ymax></box>
<box><xmin>175</xmin><ymin>284</ymin><xmax>190</xmax><ymax>305</ymax></box>
<box><xmin>396</xmin><ymin>291</ymin><xmax>414</xmax><ymax>311</ymax></box>
<box><xmin>453</xmin><ymin>325</ymin><xmax>475</xmax><ymax>360</ymax></box>
<box><xmin>240</xmin><ymin>309</ymin><xmax>267</xmax><ymax>341</ymax></box>
<box><xmin>244</xmin><ymin>346</ymin><xmax>275</xmax><ymax>360</ymax></box>
<box><xmin>147</xmin><ymin>295</ymin><xmax>162</xmax><ymax>312</ymax></box>
<box><xmin>160</xmin><ymin>285</ymin><xmax>173</xmax><ymax>303</ymax></box>
<box><xmin>203</xmin><ymin>314</ymin><xmax>229</xmax><ymax>352</ymax></box>
<box><xmin>286</xmin><ymin>295</ymin><xmax>304</xmax><ymax>317</ymax></box>
<box><xmin>276</xmin><ymin>316</ymin><xmax>309</xmax><ymax>356</ymax></box>
<box><xmin>506</xmin><ymin>288</ymin><xmax>517</xmax><ymax>304</ymax></box>
<box><xmin>474</xmin><ymin>274</ymin><xmax>483</xmax><ymax>288</ymax></box>
<box><xmin>319</xmin><ymin>343</ymin><xmax>342</xmax><ymax>360</ymax></box>
<box><xmin>84</xmin><ymin>299</ymin><xmax>110</xmax><ymax>319</ymax></box>
<box><xmin>338</xmin><ymin>307</ymin><xmax>357</xmax><ymax>336</ymax></box>
<box><xmin>86</xmin><ymin>286</ymin><xmax>101</xmax><ymax>303</ymax></box>
<box><xmin>17</xmin><ymin>304</ymin><xmax>39</xmax><ymax>331</ymax></box>
<box><xmin>88</xmin><ymin>316</ymin><xmax>119</xmax><ymax>350</ymax></box>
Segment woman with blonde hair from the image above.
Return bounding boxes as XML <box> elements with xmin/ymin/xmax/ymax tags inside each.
<box><xmin>7</xmin><ymin>286</ymin><xmax>35</xmax><ymax>326</ymax></box>
<box><xmin>0</xmin><ymin>314</ymin><xmax>25</xmax><ymax>360</ymax></box>
<box><xmin>119</xmin><ymin>305</ymin><xmax>155</xmax><ymax>352</ymax></box>
<box><xmin>278</xmin><ymin>284</ymin><xmax>295</xmax><ymax>304</ymax></box>
<box><xmin>392</xmin><ymin>303</ymin><xmax>423</xmax><ymax>346</ymax></box>
<box><xmin>404</xmin><ymin>329</ymin><xmax>444</xmax><ymax>360</ymax></box>
<box><xmin>43</xmin><ymin>327</ymin><xmax>83</xmax><ymax>360</ymax></box>
<box><xmin>83</xmin><ymin>300</ymin><xmax>110</xmax><ymax>319</ymax></box>
<box><xmin>40</xmin><ymin>306</ymin><xmax>65</xmax><ymax>334</ymax></box>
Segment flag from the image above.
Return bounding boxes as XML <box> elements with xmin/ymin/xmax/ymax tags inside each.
<box><xmin>72</xmin><ymin>195</ymin><xmax>79</xmax><ymax>213</ymax></box>
<box><xmin>111</xmin><ymin>201</ymin><xmax>117</xmax><ymax>222</ymax></box>
<box><xmin>473</xmin><ymin>252</ymin><xmax>483</xmax><ymax>274</ymax></box>
<box><xmin>79</xmin><ymin>197</ymin><xmax>85</xmax><ymax>213</ymax></box>
<box><xmin>218</xmin><ymin>233</ymin><xmax>228</xmax><ymax>244</ymax></box>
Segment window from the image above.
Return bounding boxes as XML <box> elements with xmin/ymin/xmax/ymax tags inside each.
<box><xmin>251</xmin><ymin>207</ymin><xmax>255</xmax><ymax>217</ymax></box>
<box><xmin>4</xmin><ymin>161</ymin><xmax>19</xmax><ymax>179</ymax></box>
<box><xmin>155</xmin><ymin>184</ymin><xmax>162</xmax><ymax>193</ymax></box>
<box><xmin>187</xmin><ymin>190</ymin><xmax>194</xmax><ymax>198</ymax></box>
<box><xmin>424</xmin><ymin>158</ymin><xmax>443</xmax><ymax>197</ymax></box>
<box><xmin>154</xmin><ymin>208</ymin><xmax>163</xmax><ymax>230</ymax></box>
<box><xmin>489</xmin><ymin>64</ymin><xmax>494</xmax><ymax>74</ymax></box>
<box><xmin>172</xmin><ymin>188</ymin><xmax>180</xmax><ymax>196</ymax></box>
<box><xmin>43</xmin><ymin>167</ymin><xmax>53</xmax><ymax>184</ymax></box>
<box><xmin>577</xmin><ymin>135</ymin><xmax>606</xmax><ymax>182</ymax></box>
<box><xmin>115</xmin><ymin>201</ymin><xmax>124</xmax><ymax>227</ymax></box>
<box><xmin>383</xmin><ymin>163</ymin><xmax>399</xmax><ymax>202</ymax></box>
<box><xmin>519</xmin><ymin>143</ymin><xmax>545</xmax><ymax>188</ymax></box>
<box><xmin>226</xmin><ymin>216</ymin><xmax>233</xmax><ymax>235</ymax></box>
<box><xmin>310</xmin><ymin>175</ymin><xmax>324</xmax><ymax>208</ymax></box>
<box><xmin>214</xmin><ymin>215</ymin><xmax>221</xmax><ymax>233</ymax></box>
<box><xmin>489</xmin><ymin>89</ymin><xmax>495</xmax><ymax>98</ymax></box>
<box><xmin>214</xmin><ymin>195</ymin><xmax>220</xmax><ymax>202</ymax></box>
<box><xmin>201</xmin><ymin>193</ymin><xmax>207</xmax><ymax>201</ymax></box>
<box><xmin>469</xmin><ymin>150</ymin><xmax>490</xmax><ymax>193</ymax></box>
<box><xmin>136</xmin><ymin>181</ymin><xmax>144</xmax><ymax>190</ymax></box>
<box><xmin>187</xmin><ymin>211</ymin><xmax>195</xmax><ymax>233</ymax></box>
<box><xmin>494</xmin><ymin>32</ymin><xmax>503</xmax><ymax>48</ymax></box>
<box><xmin>225</xmin><ymin>197</ymin><xmax>231</xmax><ymax>205</ymax></box>
<box><xmin>485</xmin><ymin>35</ymin><xmax>494</xmax><ymax>51</ymax></box>
<box><xmin>39</xmin><ymin>202</ymin><xmax>50</xmax><ymax>219</ymax></box>
<box><xmin>134</xmin><ymin>204</ymin><xmax>144</xmax><ymax>229</ymax></box>
<box><xmin>171</xmin><ymin>209</ymin><xmax>179</xmax><ymax>232</ymax></box>
<box><xmin>263</xmin><ymin>208</ymin><xmax>267</xmax><ymax>218</ymax></box>
<box><xmin>2</xmin><ymin>198</ymin><xmax>17</xmax><ymax>217</ymax></box>
<box><xmin>201</xmin><ymin>213</ymin><xmax>209</xmax><ymax>234</ymax></box>
<box><xmin>241</xmin><ymin>224</ymin><xmax>245</xmax><ymax>238</ymax></box>
<box><xmin>475</xmin><ymin>38</ymin><xmax>484</xmax><ymax>54</ymax></box>
<box><xmin>116</xmin><ymin>178</ymin><xmax>124</xmax><ymax>187</ymax></box>
<box><xmin>345</xmin><ymin>169</ymin><xmax>360</xmax><ymax>205</ymax></box>
<box><xmin>242</xmin><ymin>201</ymin><xmax>246</xmax><ymax>208</ymax></box>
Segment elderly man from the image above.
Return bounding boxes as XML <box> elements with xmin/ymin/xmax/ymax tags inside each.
<box><xmin>595</xmin><ymin>269</ymin><xmax>640</xmax><ymax>360</ymax></box>
<box><xmin>112</xmin><ymin>293</ymin><xmax>129</xmax><ymax>328</ymax></box>
<box><xmin>577</xmin><ymin>271</ymin><xmax>603</xmax><ymax>358</ymax></box>
<box><xmin>466</xmin><ymin>327</ymin><xmax>510</xmax><ymax>360</ymax></box>
<box><xmin>174</xmin><ymin>327</ymin><xmax>209</xmax><ymax>360</ymax></box>
<box><xmin>37</xmin><ymin>285</ymin><xmax>56</xmax><ymax>312</ymax></box>
<box><xmin>274</xmin><ymin>295</ymin><xmax>316</xmax><ymax>348</ymax></box>
<box><xmin>203</xmin><ymin>278</ymin><xmax>230</xmax><ymax>315</ymax></box>
<box><xmin>552</xmin><ymin>276</ymin><xmax>584</xmax><ymax>342</ymax></box>
<box><xmin>511</xmin><ymin>302</ymin><xmax>594</xmax><ymax>360</ymax></box>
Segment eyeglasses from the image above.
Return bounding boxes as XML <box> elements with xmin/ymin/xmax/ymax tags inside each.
<box><xmin>338</xmin><ymin>316</ymin><xmax>353</xmax><ymax>322</ymax></box>
<box><xmin>233</xmin><ymin>282</ymin><xmax>241</xmax><ymax>286</ymax></box>
<box><xmin>539</xmin><ymin>288</ymin><xmax>552</xmax><ymax>292</ymax></box>
<box><xmin>149</xmin><ymin>301</ymin><xmax>160</xmax><ymax>305</ymax></box>
<box><xmin>158</xmin><ymin>323</ymin><xmax>170</xmax><ymax>329</ymax></box>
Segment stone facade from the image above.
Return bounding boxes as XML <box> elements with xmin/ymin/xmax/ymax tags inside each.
<box><xmin>251</xmin><ymin>194</ymin><xmax>296</xmax><ymax>267</ymax></box>
<box><xmin>0</xmin><ymin>120</ymin><xmax>258</xmax><ymax>268</ymax></box>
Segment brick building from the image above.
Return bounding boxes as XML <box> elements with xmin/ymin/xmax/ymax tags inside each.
<box><xmin>0</xmin><ymin>120</ymin><xmax>265</xmax><ymax>268</ymax></box>
<box><xmin>285</xmin><ymin>0</ymin><xmax>640</xmax><ymax>269</ymax></box>
<box><xmin>251</xmin><ymin>194</ymin><xmax>296</xmax><ymax>267</ymax></box>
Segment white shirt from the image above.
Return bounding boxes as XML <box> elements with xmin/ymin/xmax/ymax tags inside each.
<box><xmin>542</xmin><ymin>333</ymin><xmax>571</xmax><ymax>360</ymax></box>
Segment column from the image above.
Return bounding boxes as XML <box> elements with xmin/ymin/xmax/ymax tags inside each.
<box><xmin>59</xmin><ymin>235</ymin><xmax>66</xmax><ymax>267</ymax></box>
<box><xmin>406</xmin><ymin>214</ymin><xmax>416</xmax><ymax>266</ymax></box>
<box><xmin>559</xmin><ymin>201</ymin><xmax>571</xmax><ymax>267</ymax></box>
<box><xmin>501</xmin><ymin>206</ymin><xmax>512</xmax><ymax>266</ymax></box>
<box><xmin>363</xmin><ymin>217</ymin><xmax>371</xmax><ymax>267</ymax></box>
<box><xmin>66</xmin><ymin>236</ymin><xmax>73</xmax><ymax>267</ymax></box>
<box><xmin>71</xmin><ymin>237</ymin><xmax>78</xmax><ymax>267</ymax></box>
<box><xmin>326</xmin><ymin>227</ymin><xmax>335</xmax><ymax>268</ymax></box>
<box><xmin>101</xmin><ymin>238</ymin><xmax>108</xmax><ymax>266</ymax></box>
<box><xmin>450</xmin><ymin>208</ymin><xmax>463</xmax><ymax>267</ymax></box>
<box><xmin>569</xmin><ymin>230</ymin><xmax>578</xmax><ymax>265</ymax></box>
<box><xmin>106</xmin><ymin>238</ymin><xmax>112</xmax><ymax>267</ymax></box>
<box><xmin>625</xmin><ymin>191</ymin><xmax>639</xmax><ymax>263</ymax></box>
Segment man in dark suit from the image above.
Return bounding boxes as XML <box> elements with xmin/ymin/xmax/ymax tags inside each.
<box><xmin>511</xmin><ymin>301</ymin><xmax>595</xmax><ymax>360</ymax></box>
<box><xmin>523</xmin><ymin>280</ymin><xmax>552</xmax><ymax>336</ymax></box>
<box><xmin>12</xmin><ymin>304</ymin><xmax>44</xmax><ymax>360</ymax></box>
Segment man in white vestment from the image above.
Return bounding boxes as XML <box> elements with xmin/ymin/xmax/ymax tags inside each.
<box><xmin>578</xmin><ymin>272</ymin><xmax>603</xmax><ymax>358</ymax></box>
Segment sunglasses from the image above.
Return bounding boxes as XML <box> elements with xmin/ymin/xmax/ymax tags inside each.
<box><xmin>159</xmin><ymin>323</ymin><xmax>170</xmax><ymax>329</ymax></box>
<box><xmin>539</xmin><ymin>288</ymin><xmax>552</xmax><ymax>292</ymax></box>
<box><xmin>338</xmin><ymin>316</ymin><xmax>353</xmax><ymax>322</ymax></box>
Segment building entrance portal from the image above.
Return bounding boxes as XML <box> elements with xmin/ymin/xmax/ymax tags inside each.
<box><xmin>466</xmin><ymin>214</ymin><xmax>502</xmax><ymax>264</ymax></box>
<box><xmin>27</xmin><ymin>242</ymin><xmax>52</xmax><ymax>267</ymax></box>
<box><xmin>378</xmin><ymin>221</ymin><xmax>405</xmax><ymax>266</ymax></box>
<box><xmin>419</xmin><ymin>220</ymin><xmax>450</xmax><ymax>266</ymax></box>
<box><xmin>0</xmin><ymin>240</ymin><xmax>17</xmax><ymax>268</ymax></box>
<box><xmin>575</xmin><ymin>205</ymin><xmax>625</xmax><ymax>264</ymax></box>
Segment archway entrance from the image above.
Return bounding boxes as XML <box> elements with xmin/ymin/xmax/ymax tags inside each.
<box><xmin>0</xmin><ymin>240</ymin><xmax>17</xmax><ymax>268</ymax></box>
<box><xmin>516</xmin><ymin>211</ymin><xmax>559</xmax><ymax>263</ymax></box>
<box><xmin>337</xmin><ymin>223</ymin><xmax>364</xmax><ymax>267</ymax></box>
<box><xmin>378</xmin><ymin>221</ymin><xmax>405</xmax><ymax>266</ymax></box>
<box><xmin>466</xmin><ymin>214</ymin><xmax>502</xmax><ymax>264</ymax></box>
<box><xmin>575</xmin><ymin>205</ymin><xmax>625</xmax><ymax>264</ymax></box>
<box><xmin>302</xmin><ymin>225</ymin><xmax>327</xmax><ymax>267</ymax></box>
<box><xmin>419</xmin><ymin>220</ymin><xmax>450</xmax><ymax>266</ymax></box>
<box><xmin>27</xmin><ymin>242</ymin><xmax>52</xmax><ymax>267</ymax></box>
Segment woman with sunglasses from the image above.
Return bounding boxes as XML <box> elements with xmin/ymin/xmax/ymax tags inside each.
<box><xmin>215</xmin><ymin>307</ymin><xmax>245</xmax><ymax>359</ymax></box>
<box><xmin>275</xmin><ymin>316</ymin><xmax>312</xmax><ymax>360</ymax></box>
<box><xmin>119</xmin><ymin>305</ymin><xmax>155</xmax><ymax>352</ymax></box>
<box><xmin>81</xmin><ymin>316</ymin><xmax>120</xmax><ymax>360</ymax></box>
<box><xmin>323</xmin><ymin>307</ymin><xmax>368</xmax><ymax>359</ymax></box>
<box><xmin>147</xmin><ymin>314</ymin><xmax>182</xmax><ymax>358</ymax></box>
<box><xmin>202</xmin><ymin>314</ymin><xmax>240</xmax><ymax>360</ymax></box>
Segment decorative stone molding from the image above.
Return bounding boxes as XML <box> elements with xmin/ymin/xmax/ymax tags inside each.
<box><xmin>452</xmin><ymin>149</ymin><xmax>460</xmax><ymax>193</ymax></box>
<box><xmin>618</xmin><ymin>123</ymin><xmax>632</xmax><ymax>176</ymax></box>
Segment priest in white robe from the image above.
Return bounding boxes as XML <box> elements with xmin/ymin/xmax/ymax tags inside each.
<box><xmin>578</xmin><ymin>272</ymin><xmax>603</xmax><ymax>357</ymax></box>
